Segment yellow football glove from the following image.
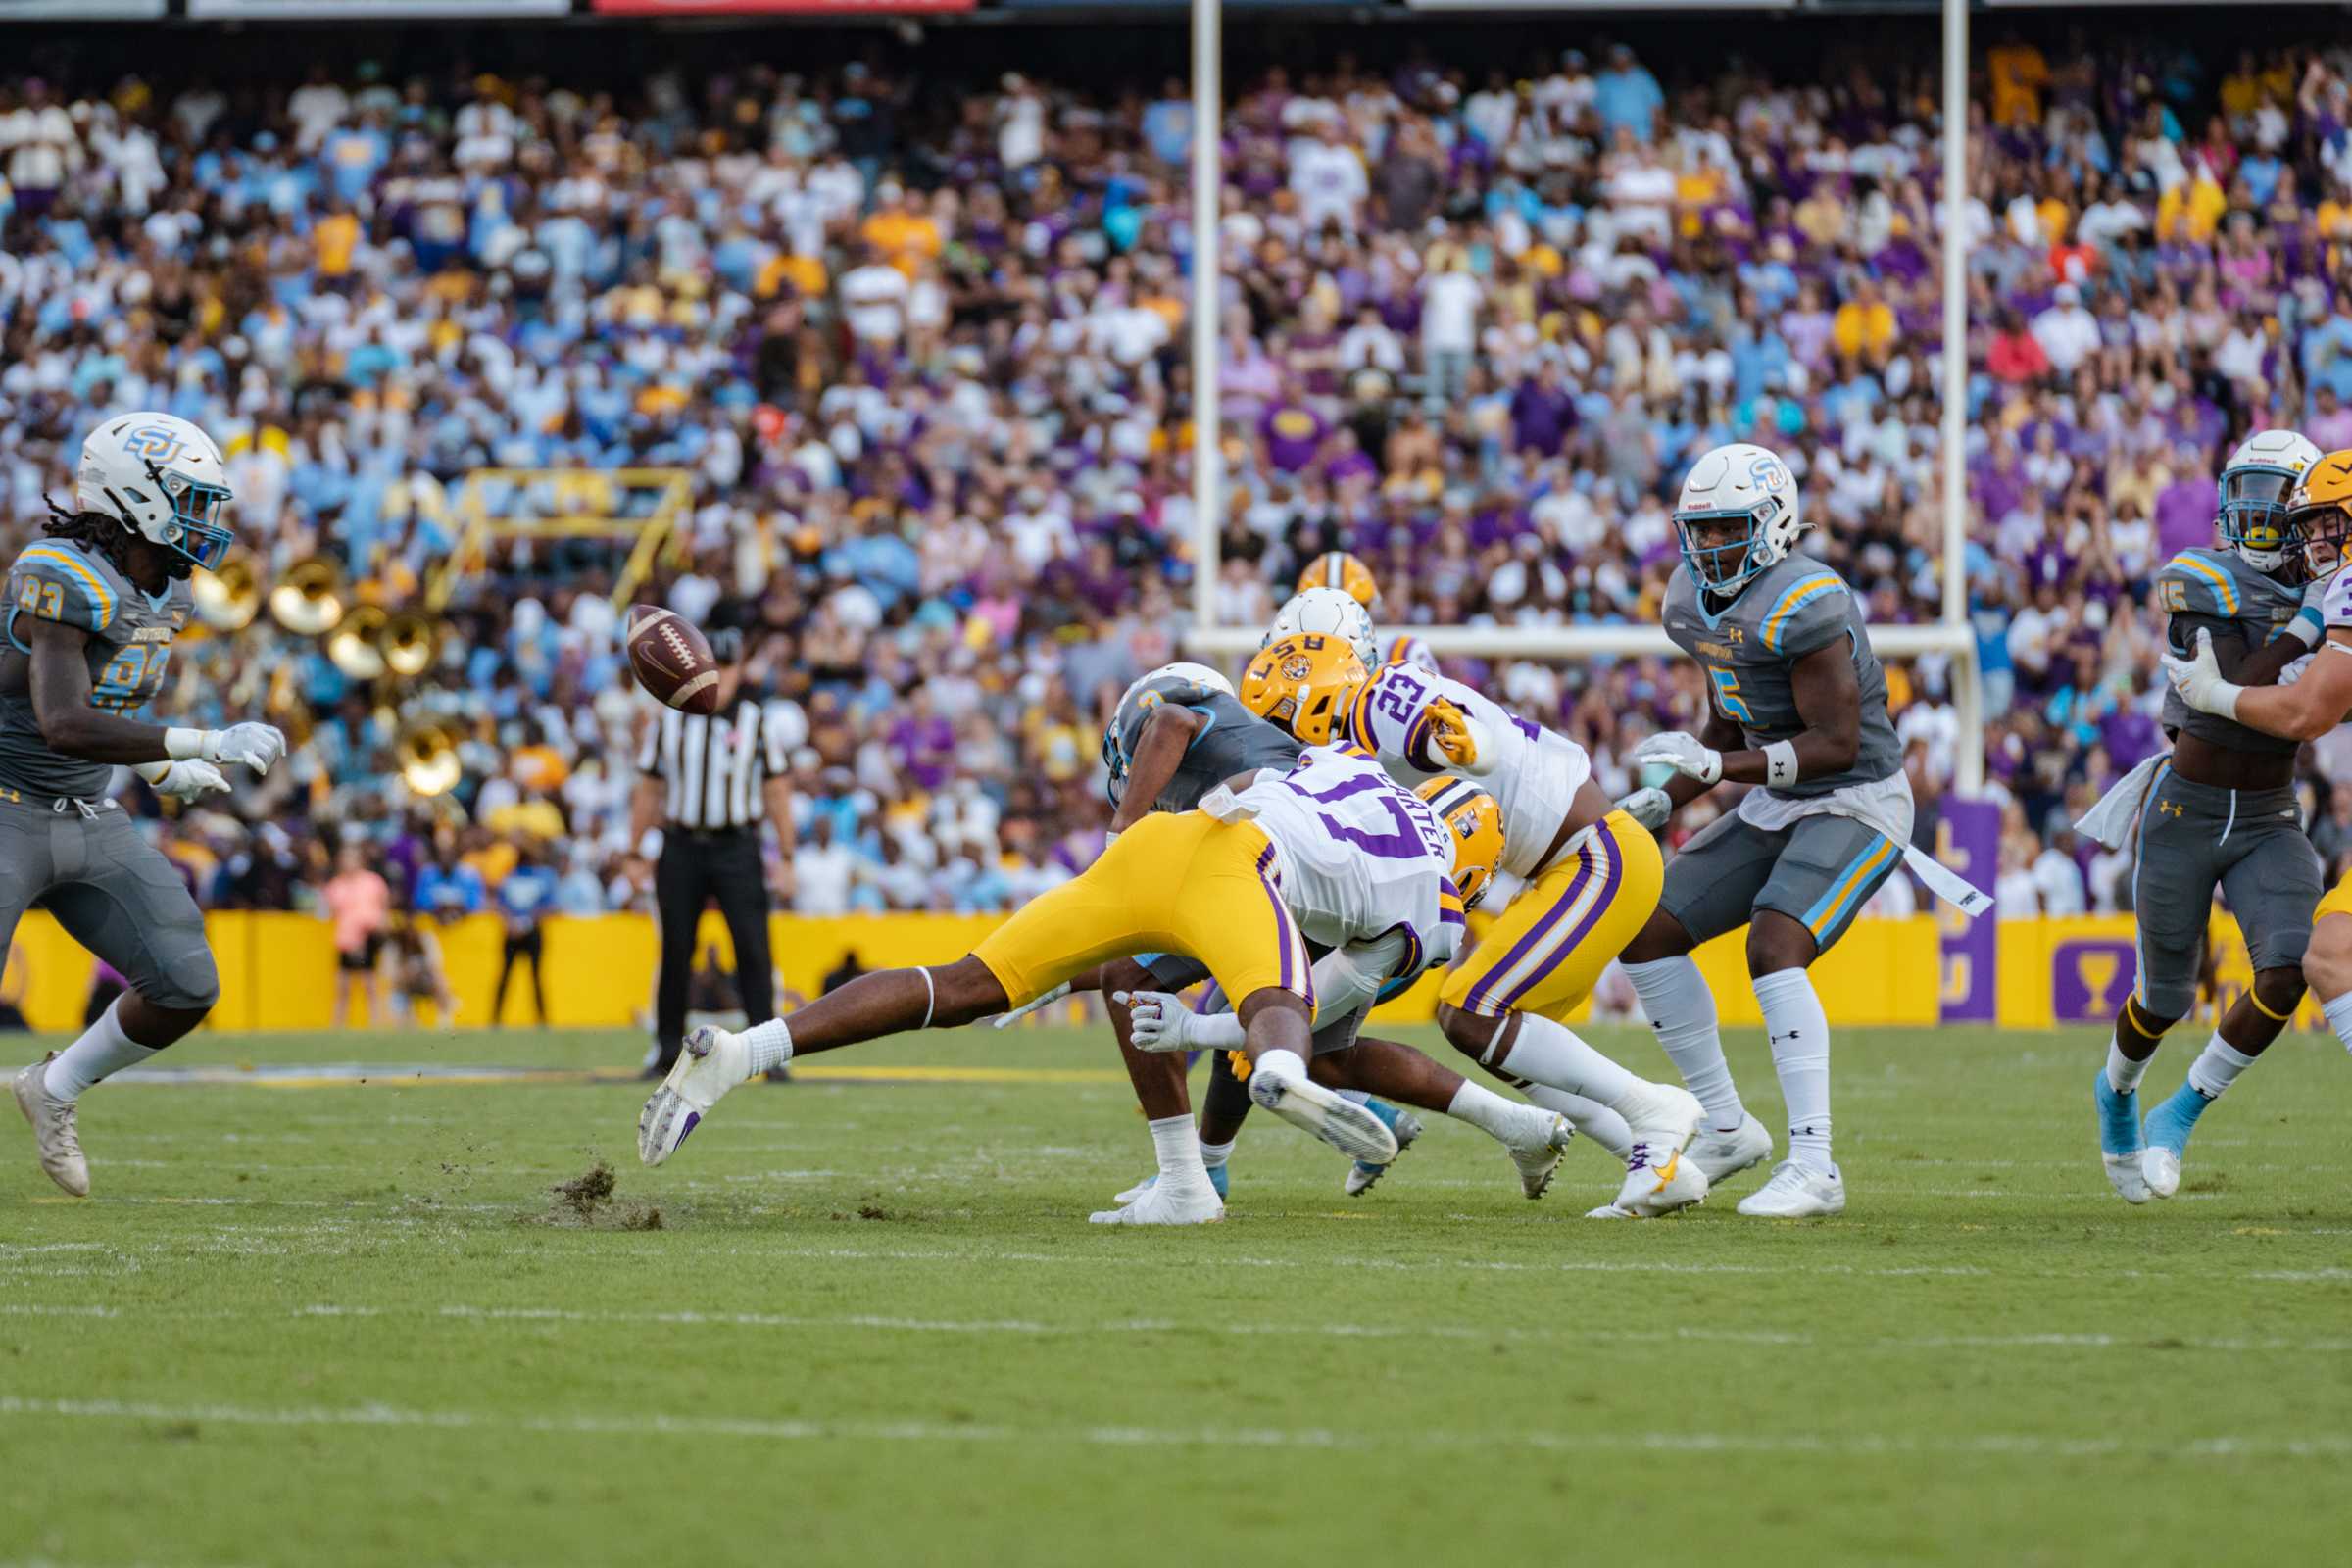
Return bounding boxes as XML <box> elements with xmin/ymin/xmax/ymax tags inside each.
<box><xmin>1426</xmin><ymin>698</ymin><xmax>1479</xmax><ymax>767</ymax></box>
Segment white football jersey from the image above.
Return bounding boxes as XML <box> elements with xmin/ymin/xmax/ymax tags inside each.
<box><xmin>2321</xmin><ymin>563</ymin><xmax>2352</xmax><ymax>629</ymax></box>
<box><xmin>1340</xmin><ymin>664</ymin><xmax>1592</xmax><ymax>879</ymax></box>
<box><xmin>1236</xmin><ymin>747</ymin><xmax>1465</xmax><ymax>984</ymax></box>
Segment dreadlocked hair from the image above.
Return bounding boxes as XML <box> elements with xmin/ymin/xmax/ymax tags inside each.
<box><xmin>42</xmin><ymin>494</ymin><xmax>168</xmax><ymax>578</ymax></box>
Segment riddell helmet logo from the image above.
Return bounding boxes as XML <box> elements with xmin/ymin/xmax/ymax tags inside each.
<box><xmin>120</xmin><ymin>424</ymin><xmax>190</xmax><ymax>465</ymax></box>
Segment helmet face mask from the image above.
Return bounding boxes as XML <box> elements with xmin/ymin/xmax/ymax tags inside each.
<box><xmin>1415</xmin><ymin>777</ymin><xmax>1505</xmax><ymax>910</ymax></box>
<box><xmin>1675</xmin><ymin>507</ymin><xmax>1771</xmax><ymax>591</ymax></box>
<box><xmin>2296</xmin><ymin>501</ymin><xmax>2352</xmax><ymax>584</ymax></box>
<box><xmin>2221</xmin><ymin>430</ymin><xmax>2323</xmax><ymax>577</ymax></box>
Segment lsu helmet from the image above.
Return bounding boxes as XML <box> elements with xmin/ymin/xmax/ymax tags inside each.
<box><xmin>1297</xmin><ymin>551</ymin><xmax>1380</xmax><ymax>613</ymax></box>
<box><xmin>2289</xmin><ymin>449</ymin><xmax>2352</xmax><ymax>584</ymax></box>
<box><xmin>1385</xmin><ymin>635</ymin><xmax>1440</xmax><ymax>675</ymax></box>
<box><xmin>77</xmin><ymin>413</ymin><xmax>235</xmax><ymax>573</ymax></box>
<box><xmin>1102</xmin><ymin>662</ymin><xmax>1236</xmax><ymax>797</ymax></box>
<box><xmin>1266</xmin><ymin>586</ymin><xmax>1378</xmax><ymax>669</ymax></box>
<box><xmin>1240</xmin><ymin>633</ymin><xmax>1368</xmax><ymax>747</ymax></box>
<box><xmin>1673</xmin><ymin>441</ymin><xmax>1800</xmax><ymax>596</ymax></box>
<box><xmin>2220</xmin><ymin>429</ymin><xmax>2323</xmax><ymax>575</ymax></box>
<box><xmin>1415</xmin><ymin>777</ymin><xmax>1505</xmax><ymax>910</ymax></box>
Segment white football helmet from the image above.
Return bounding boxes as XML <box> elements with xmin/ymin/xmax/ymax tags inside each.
<box><xmin>1102</xmin><ymin>662</ymin><xmax>1237</xmax><ymax>797</ymax></box>
<box><xmin>2220</xmin><ymin>429</ymin><xmax>2322</xmax><ymax>575</ymax></box>
<box><xmin>1673</xmin><ymin>441</ymin><xmax>1801</xmax><ymax>596</ymax></box>
<box><xmin>1264</xmin><ymin>587</ymin><xmax>1378</xmax><ymax>668</ymax></box>
<box><xmin>77</xmin><ymin>413</ymin><xmax>235</xmax><ymax>572</ymax></box>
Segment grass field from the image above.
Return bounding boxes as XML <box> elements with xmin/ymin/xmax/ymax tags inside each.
<box><xmin>3</xmin><ymin>1019</ymin><xmax>2350</xmax><ymax>1567</ymax></box>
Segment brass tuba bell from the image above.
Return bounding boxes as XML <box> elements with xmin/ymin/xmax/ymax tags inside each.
<box><xmin>394</xmin><ymin>721</ymin><xmax>464</xmax><ymax>797</ymax></box>
<box><xmin>192</xmin><ymin>553</ymin><xmax>262</xmax><ymax>631</ymax></box>
<box><xmin>380</xmin><ymin>612</ymin><xmax>438</xmax><ymax>677</ymax></box>
<box><xmin>268</xmin><ymin>558</ymin><xmax>346</xmax><ymax>636</ymax></box>
<box><xmin>326</xmin><ymin>606</ymin><xmax>388</xmax><ymax>679</ymax></box>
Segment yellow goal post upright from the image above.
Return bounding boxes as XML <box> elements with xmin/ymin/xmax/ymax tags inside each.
<box><xmin>424</xmin><ymin>468</ymin><xmax>696</xmax><ymax>613</ymax></box>
<box><xmin>1174</xmin><ymin>0</ymin><xmax>1984</xmax><ymax>795</ymax></box>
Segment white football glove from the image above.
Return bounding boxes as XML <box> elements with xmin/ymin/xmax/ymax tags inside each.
<box><xmin>1112</xmin><ymin>989</ymin><xmax>1201</xmax><ymax>1053</ymax></box>
<box><xmin>207</xmin><ymin>722</ymin><xmax>288</xmax><ymax>775</ymax></box>
<box><xmin>1616</xmin><ymin>786</ymin><xmax>1672</xmax><ymax>831</ymax></box>
<box><xmin>1630</xmin><ymin>730</ymin><xmax>1723</xmax><ymax>786</ymax></box>
<box><xmin>2163</xmin><ymin>628</ymin><xmax>2242</xmax><ymax>719</ymax></box>
<box><xmin>1196</xmin><ymin>783</ymin><xmax>1260</xmax><ymax>825</ymax></box>
<box><xmin>133</xmin><ymin>759</ymin><xmax>232</xmax><ymax>800</ymax></box>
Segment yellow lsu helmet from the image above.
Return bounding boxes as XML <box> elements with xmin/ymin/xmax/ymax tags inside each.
<box><xmin>1298</xmin><ymin>551</ymin><xmax>1380</xmax><ymax>612</ymax></box>
<box><xmin>1416</xmin><ymin>777</ymin><xmax>1505</xmax><ymax>910</ymax></box>
<box><xmin>2291</xmin><ymin>449</ymin><xmax>2352</xmax><ymax>582</ymax></box>
<box><xmin>1240</xmin><ymin>633</ymin><xmax>1369</xmax><ymax>746</ymax></box>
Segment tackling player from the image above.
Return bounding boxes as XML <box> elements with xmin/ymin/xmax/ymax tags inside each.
<box><xmin>1092</xmin><ymin>657</ymin><xmax>1420</xmax><ymax>1217</ymax></box>
<box><xmin>1619</xmin><ymin>442</ymin><xmax>1916</xmax><ymax>1218</ymax></box>
<box><xmin>2166</xmin><ymin>449</ymin><xmax>2352</xmax><ymax>1168</ymax></box>
<box><xmin>636</xmin><ymin>730</ymin><xmax>1500</xmax><ymax>1208</ymax></box>
<box><xmin>1303</xmin><ymin>638</ymin><xmax>1714</xmax><ymax>1218</ymax></box>
<box><xmin>2081</xmin><ymin>432</ymin><xmax>2325</xmax><ymax>1201</ymax></box>
<box><xmin>5</xmin><ymin>415</ymin><xmax>287</xmax><ymax>1196</ymax></box>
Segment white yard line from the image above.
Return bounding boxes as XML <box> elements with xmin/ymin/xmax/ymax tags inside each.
<box><xmin>0</xmin><ymin>1393</ymin><xmax>2345</xmax><ymax>1461</ymax></box>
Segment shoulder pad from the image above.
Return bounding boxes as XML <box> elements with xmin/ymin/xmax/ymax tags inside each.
<box><xmin>1756</xmin><ymin>568</ymin><xmax>1848</xmax><ymax>655</ymax></box>
<box><xmin>9</xmin><ymin>542</ymin><xmax>118</xmax><ymax>634</ymax></box>
<box><xmin>2157</xmin><ymin>551</ymin><xmax>2245</xmax><ymax>618</ymax></box>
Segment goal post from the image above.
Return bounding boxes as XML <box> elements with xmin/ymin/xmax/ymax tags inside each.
<box><xmin>1181</xmin><ymin>0</ymin><xmax>1984</xmax><ymax>795</ymax></box>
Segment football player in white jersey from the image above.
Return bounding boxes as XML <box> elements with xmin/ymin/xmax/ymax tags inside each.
<box><xmin>1267</xmin><ymin>641</ymin><xmax>1713</xmax><ymax>1218</ymax></box>
<box><xmin>2167</xmin><ymin>450</ymin><xmax>2352</xmax><ymax>1125</ymax></box>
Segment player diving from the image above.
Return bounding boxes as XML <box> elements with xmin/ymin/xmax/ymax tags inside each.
<box><xmin>5</xmin><ymin>414</ymin><xmax>288</xmax><ymax>1196</ymax></box>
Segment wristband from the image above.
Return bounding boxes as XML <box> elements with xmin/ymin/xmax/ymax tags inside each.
<box><xmin>2285</xmin><ymin>611</ymin><xmax>2326</xmax><ymax>649</ymax></box>
<box><xmin>1764</xmin><ymin>740</ymin><xmax>1799</xmax><ymax>789</ymax></box>
<box><xmin>165</xmin><ymin>727</ymin><xmax>209</xmax><ymax>761</ymax></box>
<box><xmin>1104</xmin><ymin>827</ymin><xmax>1122</xmax><ymax>845</ymax></box>
<box><xmin>2216</xmin><ymin>681</ymin><xmax>2245</xmax><ymax>721</ymax></box>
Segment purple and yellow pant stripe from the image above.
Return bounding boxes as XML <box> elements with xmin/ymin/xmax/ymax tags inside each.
<box><xmin>1438</xmin><ymin>808</ymin><xmax>1663</xmax><ymax>1021</ymax></box>
<box><xmin>972</xmin><ymin>811</ymin><xmax>1314</xmax><ymax>1015</ymax></box>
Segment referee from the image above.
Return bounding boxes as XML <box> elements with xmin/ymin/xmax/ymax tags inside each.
<box><xmin>632</xmin><ymin>628</ymin><xmax>798</xmax><ymax>1080</ymax></box>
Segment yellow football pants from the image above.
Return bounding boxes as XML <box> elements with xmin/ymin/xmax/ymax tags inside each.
<box><xmin>1438</xmin><ymin>808</ymin><xmax>1662</xmax><ymax>1020</ymax></box>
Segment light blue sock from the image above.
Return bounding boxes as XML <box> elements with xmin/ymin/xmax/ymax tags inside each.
<box><xmin>2142</xmin><ymin>1078</ymin><xmax>2213</xmax><ymax>1155</ymax></box>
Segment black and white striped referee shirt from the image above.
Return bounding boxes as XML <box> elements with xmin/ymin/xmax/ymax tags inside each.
<box><xmin>638</xmin><ymin>698</ymin><xmax>800</xmax><ymax>832</ymax></box>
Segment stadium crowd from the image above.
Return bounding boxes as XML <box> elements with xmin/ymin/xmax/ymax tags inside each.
<box><xmin>9</xmin><ymin>27</ymin><xmax>2352</xmax><ymax>928</ymax></box>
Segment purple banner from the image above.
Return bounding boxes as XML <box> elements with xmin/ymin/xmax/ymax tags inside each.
<box><xmin>1936</xmin><ymin>798</ymin><xmax>1999</xmax><ymax>1024</ymax></box>
<box><xmin>2051</xmin><ymin>938</ymin><xmax>2137</xmax><ymax>1023</ymax></box>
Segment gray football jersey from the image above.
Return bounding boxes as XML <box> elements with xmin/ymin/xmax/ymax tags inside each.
<box><xmin>1108</xmin><ymin>678</ymin><xmax>1300</xmax><ymax>814</ymax></box>
<box><xmin>2157</xmin><ymin>547</ymin><xmax>2303</xmax><ymax>758</ymax></box>
<box><xmin>1</xmin><ymin>535</ymin><xmax>191</xmax><ymax>799</ymax></box>
<box><xmin>1660</xmin><ymin>554</ymin><xmax>1900</xmax><ymax>799</ymax></box>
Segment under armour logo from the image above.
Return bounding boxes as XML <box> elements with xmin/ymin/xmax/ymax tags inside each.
<box><xmin>2159</xmin><ymin>801</ymin><xmax>2185</xmax><ymax>818</ymax></box>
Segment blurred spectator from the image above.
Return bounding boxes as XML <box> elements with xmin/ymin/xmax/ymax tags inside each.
<box><xmin>324</xmin><ymin>846</ymin><xmax>391</xmax><ymax>1028</ymax></box>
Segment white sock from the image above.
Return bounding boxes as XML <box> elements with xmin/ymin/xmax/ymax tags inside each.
<box><xmin>1199</xmin><ymin>1137</ymin><xmax>1235</xmax><ymax>1170</ymax></box>
<box><xmin>1150</xmin><ymin>1114</ymin><xmax>1212</xmax><ymax>1189</ymax></box>
<box><xmin>1625</xmin><ymin>956</ymin><xmax>1744</xmax><ymax>1130</ymax></box>
<box><xmin>1335</xmin><ymin>1088</ymin><xmax>1371</xmax><ymax>1106</ymax></box>
<box><xmin>743</xmin><ymin>1018</ymin><xmax>795</xmax><ymax>1074</ymax></box>
<box><xmin>1522</xmin><ymin>1084</ymin><xmax>1633</xmax><ymax>1158</ymax></box>
<box><xmin>1494</xmin><ymin>1014</ymin><xmax>1641</xmax><ymax>1105</ymax></box>
<box><xmin>43</xmin><ymin>1001</ymin><xmax>159</xmax><ymax>1102</ymax></box>
<box><xmin>2185</xmin><ymin>1036</ymin><xmax>2256</xmax><ymax>1100</ymax></box>
<box><xmin>2105</xmin><ymin>1036</ymin><xmax>2151</xmax><ymax>1097</ymax></box>
<box><xmin>1445</xmin><ymin>1080</ymin><xmax>1546</xmax><ymax>1147</ymax></box>
<box><xmin>1253</xmin><ymin>1049</ymin><xmax>1307</xmax><ymax>1084</ymax></box>
<box><xmin>1754</xmin><ymin>967</ymin><xmax>1833</xmax><ymax>1175</ymax></box>
<box><xmin>2325</xmin><ymin>991</ymin><xmax>2352</xmax><ymax>1055</ymax></box>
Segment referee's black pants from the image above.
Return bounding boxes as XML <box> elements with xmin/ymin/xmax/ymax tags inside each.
<box><xmin>654</xmin><ymin>828</ymin><xmax>775</xmax><ymax>1070</ymax></box>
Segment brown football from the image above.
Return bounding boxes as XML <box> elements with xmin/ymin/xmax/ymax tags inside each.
<box><xmin>626</xmin><ymin>606</ymin><xmax>720</xmax><ymax>714</ymax></box>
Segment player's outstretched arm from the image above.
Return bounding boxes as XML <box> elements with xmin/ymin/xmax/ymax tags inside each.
<box><xmin>2170</xmin><ymin>626</ymin><xmax>2352</xmax><ymax>741</ymax></box>
<box><xmin>1110</xmin><ymin>704</ymin><xmax>1202</xmax><ymax>834</ymax></box>
<box><xmin>1648</xmin><ymin>700</ymin><xmax>1751</xmax><ymax>807</ymax></box>
<box><xmin>24</xmin><ymin>615</ymin><xmax>285</xmax><ymax>774</ymax></box>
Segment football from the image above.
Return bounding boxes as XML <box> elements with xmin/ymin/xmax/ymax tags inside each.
<box><xmin>625</xmin><ymin>605</ymin><xmax>721</xmax><ymax>714</ymax></box>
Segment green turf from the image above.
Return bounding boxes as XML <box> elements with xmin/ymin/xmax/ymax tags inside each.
<box><xmin>2</xmin><ymin>1021</ymin><xmax>2349</xmax><ymax>1568</ymax></box>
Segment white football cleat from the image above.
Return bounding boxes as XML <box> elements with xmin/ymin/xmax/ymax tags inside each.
<box><xmin>1248</xmin><ymin>1068</ymin><xmax>1398</xmax><ymax>1164</ymax></box>
<box><xmin>2103</xmin><ymin>1153</ymin><xmax>2151</xmax><ymax>1204</ymax></box>
<box><xmin>637</xmin><ymin>1025</ymin><xmax>752</xmax><ymax>1166</ymax></box>
<box><xmin>13</xmin><ymin>1055</ymin><xmax>89</xmax><ymax>1198</ymax></box>
<box><xmin>1503</xmin><ymin>1111</ymin><xmax>1575</xmax><ymax>1200</ymax></box>
<box><xmin>1584</xmin><ymin>1201</ymin><xmax>1635</xmax><ymax>1220</ymax></box>
<box><xmin>1088</xmin><ymin>1181</ymin><xmax>1224</xmax><ymax>1226</ymax></box>
<box><xmin>1612</xmin><ymin>1139</ymin><xmax>1710</xmax><ymax>1217</ymax></box>
<box><xmin>1686</xmin><ymin>1112</ymin><xmax>1774</xmax><ymax>1184</ymax></box>
<box><xmin>2140</xmin><ymin>1146</ymin><xmax>2182</xmax><ymax>1200</ymax></box>
<box><xmin>1736</xmin><ymin>1159</ymin><xmax>1846</xmax><ymax>1217</ymax></box>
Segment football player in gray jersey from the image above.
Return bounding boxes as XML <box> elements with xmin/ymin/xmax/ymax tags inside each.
<box><xmin>1617</xmin><ymin>441</ymin><xmax>1914</xmax><ymax>1218</ymax></box>
<box><xmin>2096</xmin><ymin>431</ymin><xmax>2328</xmax><ymax>1202</ymax></box>
<box><xmin>4</xmin><ymin>414</ymin><xmax>287</xmax><ymax>1197</ymax></box>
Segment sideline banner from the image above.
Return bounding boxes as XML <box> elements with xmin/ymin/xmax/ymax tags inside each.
<box><xmin>1936</xmin><ymin>799</ymin><xmax>2000</xmax><ymax>1024</ymax></box>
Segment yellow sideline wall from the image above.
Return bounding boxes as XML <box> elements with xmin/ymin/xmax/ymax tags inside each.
<box><xmin>2</xmin><ymin>910</ymin><xmax>2304</xmax><ymax>1036</ymax></box>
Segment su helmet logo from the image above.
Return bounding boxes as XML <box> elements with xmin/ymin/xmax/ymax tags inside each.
<box><xmin>1748</xmin><ymin>454</ymin><xmax>1788</xmax><ymax>489</ymax></box>
<box><xmin>120</xmin><ymin>424</ymin><xmax>190</xmax><ymax>466</ymax></box>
